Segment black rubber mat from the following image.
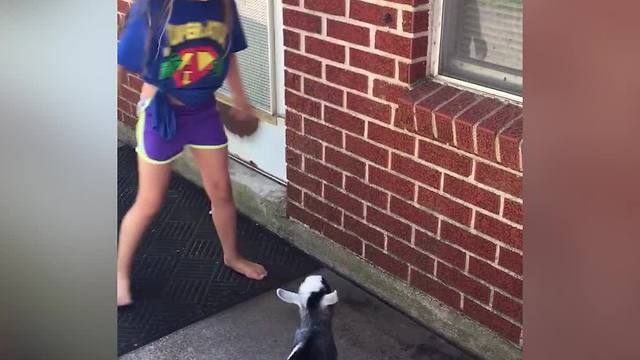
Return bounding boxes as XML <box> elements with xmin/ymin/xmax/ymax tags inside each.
<box><xmin>117</xmin><ymin>146</ymin><xmax>321</xmax><ymax>355</ymax></box>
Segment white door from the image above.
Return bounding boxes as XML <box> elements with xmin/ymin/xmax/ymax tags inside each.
<box><xmin>218</xmin><ymin>0</ymin><xmax>286</xmax><ymax>183</ymax></box>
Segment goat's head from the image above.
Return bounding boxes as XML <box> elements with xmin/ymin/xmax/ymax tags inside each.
<box><xmin>276</xmin><ymin>274</ymin><xmax>339</xmax><ymax>312</ymax></box>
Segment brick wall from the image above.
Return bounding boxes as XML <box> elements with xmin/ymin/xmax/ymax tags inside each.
<box><xmin>117</xmin><ymin>0</ymin><xmax>142</xmax><ymax>128</ymax></box>
<box><xmin>282</xmin><ymin>0</ymin><xmax>524</xmax><ymax>347</ymax></box>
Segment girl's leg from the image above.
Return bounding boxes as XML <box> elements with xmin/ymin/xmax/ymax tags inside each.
<box><xmin>190</xmin><ymin>147</ymin><xmax>267</xmax><ymax>280</ymax></box>
<box><xmin>117</xmin><ymin>159</ymin><xmax>173</xmax><ymax>306</ymax></box>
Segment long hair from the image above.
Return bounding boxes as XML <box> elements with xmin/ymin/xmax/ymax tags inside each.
<box><xmin>131</xmin><ymin>0</ymin><xmax>234</xmax><ymax>78</ymax></box>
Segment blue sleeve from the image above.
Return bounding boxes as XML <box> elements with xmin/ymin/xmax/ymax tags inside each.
<box><xmin>230</xmin><ymin>1</ymin><xmax>248</xmax><ymax>53</ymax></box>
<box><xmin>118</xmin><ymin>1</ymin><xmax>147</xmax><ymax>74</ymax></box>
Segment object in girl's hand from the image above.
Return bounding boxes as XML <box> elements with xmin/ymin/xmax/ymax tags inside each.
<box><xmin>222</xmin><ymin>113</ymin><xmax>259</xmax><ymax>137</ymax></box>
<box><xmin>277</xmin><ymin>275</ymin><xmax>339</xmax><ymax>360</ymax></box>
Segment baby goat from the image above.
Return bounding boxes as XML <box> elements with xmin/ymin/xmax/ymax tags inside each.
<box><xmin>277</xmin><ymin>275</ymin><xmax>339</xmax><ymax>360</ymax></box>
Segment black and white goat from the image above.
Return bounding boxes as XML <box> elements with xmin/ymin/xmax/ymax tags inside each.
<box><xmin>277</xmin><ymin>275</ymin><xmax>339</xmax><ymax>360</ymax></box>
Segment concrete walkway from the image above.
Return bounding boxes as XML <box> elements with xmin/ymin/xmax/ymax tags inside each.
<box><xmin>120</xmin><ymin>269</ymin><xmax>478</xmax><ymax>360</ymax></box>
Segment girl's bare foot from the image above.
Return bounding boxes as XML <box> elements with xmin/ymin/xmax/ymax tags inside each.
<box><xmin>117</xmin><ymin>273</ymin><xmax>133</xmax><ymax>307</ymax></box>
<box><xmin>224</xmin><ymin>257</ymin><xmax>267</xmax><ymax>280</ymax></box>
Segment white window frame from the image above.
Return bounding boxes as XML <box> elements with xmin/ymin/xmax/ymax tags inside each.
<box><xmin>429</xmin><ymin>0</ymin><xmax>523</xmax><ymax>103</ymax></box>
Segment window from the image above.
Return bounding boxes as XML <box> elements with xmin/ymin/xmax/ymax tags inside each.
<box><xmin>433</xmin><ymin>0</ymin><xmax>523</xmax><ymax>98</ymax></box>
<box><xmin>217</xmin><ymin>0</ymin><xmax>285</xmax><ymax>118</ymax></box>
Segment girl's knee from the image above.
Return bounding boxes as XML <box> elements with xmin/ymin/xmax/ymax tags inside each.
<box><xmin>208</xmin><ymin>180</ymin><xmax>233</xmax><ymax>204</ymax></box>
<box><xmin>133</xmin><ymin>195</ymin><xmax>164</xmax><ymax>217</ymax></box>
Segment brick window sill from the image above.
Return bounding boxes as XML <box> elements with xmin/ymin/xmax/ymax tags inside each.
<box><xmin>394</xmin><ymin>79</ymin><xmax>523</xmax><ymax>173</ymax></box>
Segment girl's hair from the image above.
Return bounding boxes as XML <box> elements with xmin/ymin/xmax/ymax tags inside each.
<box><xmin>133</xmin><ymin>0</ymin><xmax>234</xmax><ymax>78</ymax></box>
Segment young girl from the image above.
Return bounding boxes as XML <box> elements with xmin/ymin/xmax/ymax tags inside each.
<box><xmin>117</xmin><ymin>0</ymin><xmax>267</xmax><ymax>307</ymax></box>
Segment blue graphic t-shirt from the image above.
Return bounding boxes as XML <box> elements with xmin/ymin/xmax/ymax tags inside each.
<box><xmin>118</xmin><ymin>0</ymin><xmax>247</xmax><ymax>107</ymax></box>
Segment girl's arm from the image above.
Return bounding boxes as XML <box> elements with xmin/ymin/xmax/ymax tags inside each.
<box><xmin>226</xmin><ymin>54</ymin><xmax>254</xmax><ymax>120</ymax></box>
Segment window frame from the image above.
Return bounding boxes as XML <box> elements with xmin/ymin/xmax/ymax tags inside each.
<box><xmin>429</xmin><ymin>0</ymin><xmax>523</xmax><ymax>103</ymax></box>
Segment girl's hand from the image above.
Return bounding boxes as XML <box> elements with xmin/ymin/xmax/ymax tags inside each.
<box><xmin>231</xmin><ymin>96</ymin><xmax>255</xmax><ymax>122</ymax></box>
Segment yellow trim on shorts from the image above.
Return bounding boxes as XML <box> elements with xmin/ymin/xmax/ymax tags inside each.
<box><xmin>185</xmin><ymin>143</ymin><xmax>229</xmax><ymax>150</ymax></box>
<box><xmin>135</xmin><ymin>97</ymin><xmax>183</xmax><ymax>165</ymax></box>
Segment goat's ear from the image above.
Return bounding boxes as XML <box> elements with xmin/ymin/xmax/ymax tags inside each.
<box><xmin>321</xmin><ymin>290</ymin><xmax>339</xmax><ymax>307</ymax></box>
<box><xmin>277</xmin><ymin>288</ymin><xmax>300</xmax><ymax>305</ymax></box>
<box><xmin>287</xmin><ymin>339</ymin><xmax>309</xmax><ymax>360</ymax></box>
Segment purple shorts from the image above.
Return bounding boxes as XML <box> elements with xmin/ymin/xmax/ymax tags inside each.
<box><xmin>135</xmin><ymin>97</ymin><xmax>228</xmax><ymax>164</ymax></box>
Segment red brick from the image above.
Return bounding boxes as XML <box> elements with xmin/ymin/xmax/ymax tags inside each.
<box><xmin>476</xmin><ymin>104</ymin><xmax>522</xmax><ymax>161</ymax></box>
<box><xmin>324</xmin><ymin>223</ymin><xmax>363</xmax><ymax>255</ymax></box>
<box><xmin>365</xmin><ymin>244</ymin><xmax>408</xmax><ymax>280</ymax></box>
<box><xmin>434</xmin><ymin>92</ymin><xmax>478</xmax><ymax>144</ymax></box>
<box><xmin>325</xmin><ymin>147</ymin><xmax>366</xmax><ymax>179</ymax></box>
<box><xmin>345</xmin><ymin>176</ymin><xmax>389</xmax><ymax>209</ymax></box>
<box><xmin>415</xmin><ymin>86</ymin><xmax>461</xmax><ymax>138</ymax></box>
<box><xmin>350</xmin><ymin>48</ymin><xmax>395</xmax><ymax>78</ymax></box>
<box><xmin>344</xmin><ymin>214</ymin><xmax>385</xmax><ymax>248</ymax></box>
<box><xmin>324</xmin><ymin>184</ymin><xmax>365</xmax><ymax>218</ymax></box>
<box><xmin>350</xmin><ymin>0</ymin><xmax>397</xmax><ymax>28</ymax></box>
<box><xmin>402</xmin><ymin>10</ymin><xmax>429</xmax><ymax>33</ymax></box>
<box><xmin>118</xmin><ymin>84</ymin><xmax>140</xmax><ymax>104</ymax></box>
<box><xmin>366</xmin><ymin>206</ymin><xmax>412</xmax><ymax>241</ymax></box>
<box><xmin>304</xmin><ymin>192</ymin><xmax>342</xmax><ymax>225</ymax></box>
<box><xmin>288</xmin><ymin>201</ymin><xmax>325</xmax><ymax>233</ymax></box>
<box><xmin>287</xmin><ymin>183</ymin><xmax>302</xmax><ymax>203</ymax></box>
<box><xmin>498</xmin><ymin>248</ymin><xmax>523</xmax><ymax>275</ymax></box>
<box><xmin>347</xmin><ymin>93</ymin><xmax>392</xmax><ymax>123</ymax></box>
<box><xmin>283</xmin><ymin>0</ymin><xmax>299</xmax><ymax>5</ymax></box>
<box><xmin>368</xmin><ymin>122</ymin><xmax>415</xmax><ymax>155</ymax></box>
<box><xmin>127</xmin><ymin>74</ymin><xmax>143</xmax><ymax>90</ymax></box>
<box><xmin>469</xmin><ymin>257</ymin><xmax>522</xmax><ymax>298</ymax></box>
<box><xmin>503</xmin><ymin>199</ymin><xmax>522</xmax><ymax>225</ymax></box>
<box><xmin>285</xmin><ymin>70</ymin><xmax>301</xmax><ymax>91</ymax></box>
<box><xmin>304</xmin><ymin>78</ymin><xmax>344</xmax><ymax>107</ymax></box>
<box><xmin>440</xmin><ymin>221</ymin><xmax>496</xmax><ymax>261</ymax></box>
<box><xmin>390</xmin><ymin>197</ymin><xmax>438</xmax><ymax>234</ymax></box>
<box><xmin>283</xmin><ymin>29</ymin><xmax>301</xmax><ymax>50</ymax></box>
<box><xmin>118</xmin><ymin>0</ymin><xmax>130</xmax><ymax>14</ymax></box>
<box><xmin>372</xmin><ymin>79</ymin><xmax>406</xmax><ymax>104</ymax></box>
<box><xmin>283</xmin><ymin>8</ymin><xmax>321</xmax><ymax>33</ymax></box>
<box><xmin>287</xmin><ymin>128</ymin><xmax>322</xmax><ymax>158</ymax></box>
<box><xmin>304</xmin><ymin>117</ymin><xmax>343</xmax><ymax>147</ymax></box>
<box><xmin>385</xmin><ymin>0</ymin><xmax>429</xmax><ymax>5</ymax></box>
<box><xmin>305</xmin><ymin>157</ymin><xmax>343</xmax><ymax>188</ymax></box>
<box><xmin>285</xmin><ymin>111</ymin><xmax>302</xmax><ymax>131</ymax></box>
<box><xmin>305</xmin><ymin>0</ymin><xmax>346</xmax><ymax>16</ymax></box>
<box><xmin>324</xmin><ymin>105</ymin><xmax>365</xmax><ymax>136</ymax></box>
<box><xmin>391</xmin><ymin>154</ymin><xmax>441</xmax><ymax>189</ymax></box>
<box><xmin>369</xmin><ymin>166</ymin><xmax>415</xmax><ymax>201</ymax></box>
<box><xmin>118</xmin><ymin>97</ymin><xmax>133</xmax><ymax>115</ymax></box>
<box><xmin>463</xmin><ymin>298</ymin><xmax>521</xmax><ymax>343</ymax></box>
<box><xmin>287</xmin><ymin>166</ymin><xmax>322</xmax><ymax>195</ymax></box>
<box><xmin>286</xmin><ymin>148</ymin><xmax>302</xmax><ymax>169</ymax></box>
<box><xmin>285</xmin><ymin>90</ymin><xmax>321</xmax><ymax>118</ymax></box>
<box><xmin>475</xmin><ymin>212</ymin><xmax>522</xmax><ymax>250</ymax></box>
<box><xmin>285</xmin><ymin>50</ymin><xmax>322</xmax><ymax>78</ymax></box>
<box><xmin>493</xmin><ymin>292</ymin><xmax>523</xmax><ymax>324</ymax></box>
<box><xmin>437</xmin><ymin>262</ymin><xmax>491</xmax><ymax>304</ymax></box>
<box><xmin>443</xmin><ymin>175</ymin><xmax>501</xmax><ymax>213</ymax></box>
<box><xmin>305</xmin><ymin>36</ymin><xmax>346</xmax><ymax>63</ymax></box>
<box><xmin>410</xmin><ymin>270</ymin><xmax>461</xmax><ymax>309</ymax></box>
<box><xmin>455</xmin><ymin>98</ymin><xmax>504</xmax><ymax>153</ymax></box>
<box><xmin>327</xmin><ymin>19</ymin><xmax>370</xmax><ymax>46</ymax></box>
<box><xmin>418</xmin><ymin>187</ymin><xmax>472</xmax><ymax>226</ymax></box>
<box><xmin>326</xmin><ymin>65</ymin><xmax>369</xmax><ymax>94</ymax></box>
<box><xmin>345</xmin><ymin>134</ymin><xmax>389</xmax><ymax>167</ymax></box>
<box><xmin>474</xmin><ymin>162</ymin><xmax>522</xmax><ymax>197</ymax></box>
<box><xmin>394</xmin><ymin>81</ymin><xmax>442</xmax><ymax>131</ymax></box>
<box><xmin>375</xmin><ymin>31</ymin><xmax>412</xmax><ymax>58</ymax></box>
<box><xmin>398</xmin><ymin>60</ymin><xmax>428</xmax><ymax>85</ymax></box>
<box><xmin>416</xmin><ymin>231</ymin><xmax>466</xmax><ymax>270</ymax></box>
<box><xmin>388</xmin><ymin>237</ymin><xmax>434</xmax><ymax>274</ymax></box>
<box><xmin>418</xmin><ymin>141</ymin><xmax>473</xmax><ymax>176</ymax></box>
<box><xmin>499</xmin><ymin>117</ymin><xmax>523</xmax><ymax>171</ymax></box>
